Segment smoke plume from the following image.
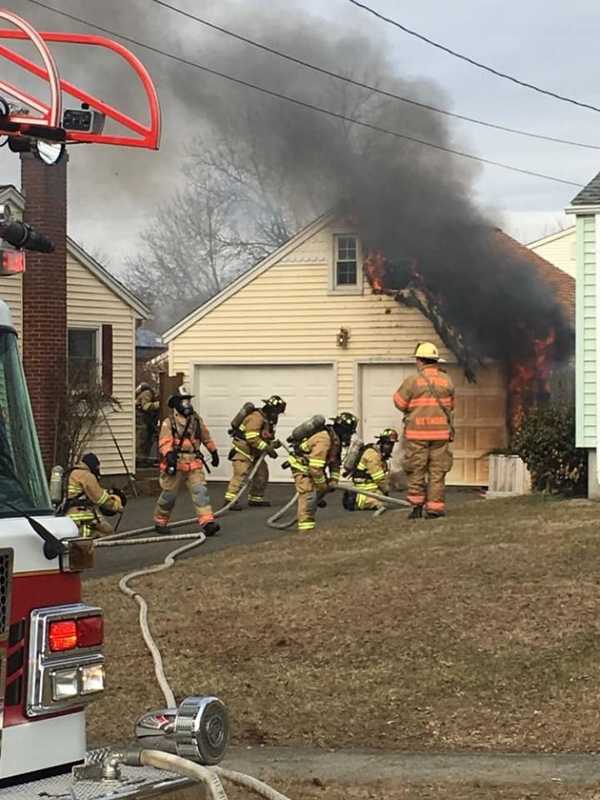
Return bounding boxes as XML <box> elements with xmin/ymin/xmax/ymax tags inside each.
<box><xmin>2</xmin><ymin>0</ymin><xmax>572</xmax><ymax>365</ymax></box>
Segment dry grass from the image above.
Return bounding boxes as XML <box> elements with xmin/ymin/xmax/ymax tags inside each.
<box><xmin>85</xmin><ymin>495</ymin><xmax>600</xmax><ymax>752</ymax></box>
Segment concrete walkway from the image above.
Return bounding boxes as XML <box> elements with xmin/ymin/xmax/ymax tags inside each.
<box><xmin>223</xmin><ymin>746</ymin><xmax>600</xmax><ymax>785</ymax></box>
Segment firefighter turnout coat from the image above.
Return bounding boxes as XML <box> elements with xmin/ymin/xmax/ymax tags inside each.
<box><xmin>353</xmin><ymin>444</ymin><xmax>390</xmax><ymax>510</ymax></box>
<box><xmin>154</xmin><ymin>411</ymin><xmax>218</xmax><ymax>527</ymax></box>
<box><xmin>66</xmin><ymin>463</ymin><xmax>122</xmax><ymax>538</ymax></box>
<box><xmin>393</xmin><ymin>364</ymin><xmax>455</xmax><ymax>515</ymax></box>
<box><xmin>289</xmin><ymin>427</ymin><xmax>341</xmax><ymax>532</ymax></box>
<box><xmin>225</xmin><ymin>409</ymin><xmax>274</xmax><ymax>504</ymax></box>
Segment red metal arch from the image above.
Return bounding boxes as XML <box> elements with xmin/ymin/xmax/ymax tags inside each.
<box><xmin>0</xmin><ymin>9</ymin><xmax>161</xmax><ymax>150</ymax></box>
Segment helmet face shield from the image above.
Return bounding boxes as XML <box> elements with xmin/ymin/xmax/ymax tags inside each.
<box><xmin>178</xmin><ymin>397</ymin><xmax>194</xmax><ymax>417</ymax></box>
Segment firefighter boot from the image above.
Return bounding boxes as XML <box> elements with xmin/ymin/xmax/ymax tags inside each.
<box><xmin>228</xmin><ymin>501</ymin><xmax>244</xmax><ymax>511</ymax></box>
<box><xmin>248</xmin><ymin>499</ymin><xmax>272</xmax><ymax>507</ymax></box>
<box><xmin>155</xmin><ymin>524</ymin><xmax>171</xmax><ymax>535</ymax></box>
<box><xmin>408</xmin><ymin>505</ymin><xmax>424</xmax><ymax>520</ymax></box>
<box><xmin>203</xmin><ymin>521</ymin><xmax>220</xmax><ymax>536</ymax></box>
<box><xmin>426</xmin><ymin>510</ymin><xmax>446</xmax><ymax>519</ymax></box>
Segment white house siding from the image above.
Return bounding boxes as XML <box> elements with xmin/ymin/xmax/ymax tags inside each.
<box><xmin>575</xmin><ymin>215</ymin><xmax>596</xmax><ymax>448</ymax></box>
<box><xmin>67</xmin><ymin>254</ymin><xmax>136</xmax><ymax>474</ymax></box>
<box><xmin>0</xmin><ymin>274</ymin><xmax>22</xmax><ymax>339</ymax></box>
<box><xmin>529</xmin><ymin>227</ymin><xmax>576</xmax><ymax>277</ymax></box>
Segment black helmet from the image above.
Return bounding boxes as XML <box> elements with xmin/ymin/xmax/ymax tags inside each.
<box><xmin>81</xmin><ymin>452</ymin><xmax>101</xmax><ymax>479</ymax></box>
<box><xmin>331</xmin><ymin>412</ymin><xmax>358</xmax><ymax>446</ymax></box>
<box><xmin>136</xmin><ymin>382</ymin><xmax>152</xmax><ymax>394</ymax></box>
<box><xmin>168</xmin><ymin>384</ymin><xmax>194</xmax><ymax>417</ymax></box>
<box><xmin>376</xmin><ymin>427</ymin><xmax>399</xmax><ymax>458</ymax></box>
<box><xmin>262</xmin><ymin>394</ymin><xmax>287</xmax><ymax>419</ymax></box>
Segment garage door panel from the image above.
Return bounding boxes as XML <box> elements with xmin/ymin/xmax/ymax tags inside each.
<box><xmin>194</xmin><ymin>364</ymin><xmax>336</xmax><ymax>482</ymax></box>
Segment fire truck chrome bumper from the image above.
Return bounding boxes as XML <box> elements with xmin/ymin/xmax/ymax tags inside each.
<box><xmin>0</xmin><ymin>755</ymin><xmax>193</xmax><ymax>798</ymax></box>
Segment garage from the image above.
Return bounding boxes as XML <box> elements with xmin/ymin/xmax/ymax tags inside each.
<box><xmin>359</xmin><ymin>362</ymin><xmax>507</xmax><ymax>485</ymax></box>
<box><xmin>193</xmin><ymin>362</ymin><xmax>337</xmax><ymax>482</ymax></box>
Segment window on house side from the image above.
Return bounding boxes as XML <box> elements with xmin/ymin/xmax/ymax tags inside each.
<box><xmin>335</xmin><ymin>236</ymin><xmax>358</xmax><ymax>287</ymax></box>
<box><xmin>68</xmin><ymin>328</ymin><xmax>99</xmax><ymax>386</ymax></box>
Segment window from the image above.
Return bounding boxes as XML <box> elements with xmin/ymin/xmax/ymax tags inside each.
<box><xmin>68</xmin><ymin>327</ymin><xmax>99</xmax><ymax>387</ymax></box>
<box><xmin>332</xmin><ymin>235</ymin><xmax>362</xmax><ymax>294</ymax></box>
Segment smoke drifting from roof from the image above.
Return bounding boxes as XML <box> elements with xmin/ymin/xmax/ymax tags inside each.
<box><xmin>4</xmin><ymin>0</ymin><xmax>572</xmax><ymax>365</ymax></box>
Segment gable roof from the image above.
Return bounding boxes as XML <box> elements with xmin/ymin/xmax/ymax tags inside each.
<box><xmin>527</xmin><ymin>225</ymin><xmax>575</xmax><ymax>249</ymax></box>
<box><xmin>571</xmin><ymin>170</ymin><xmax>600</xmax><ymax>207</ymax></box>
<box><xmin>0</xmin><ymin>185</ymin><xmax>149</xmax><ymax>319</ymax></box>
<box><xmin>494</xmin><ymin>229</ymin><xmax>575</xmax><ymax>324</ymax></box>
<box><xmin>163</xmin><ymin>211</ymin><xmax>335</xmax><ymax>343</ymax></box>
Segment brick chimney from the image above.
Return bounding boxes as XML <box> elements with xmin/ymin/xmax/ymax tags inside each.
<box><xmin>20</xmin><ymin>152</ymin><xmax>67</xmax><ymax>471</ymax></box>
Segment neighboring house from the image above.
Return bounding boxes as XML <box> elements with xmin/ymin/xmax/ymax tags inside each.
<box><xmin>0</xmin><ymin>185</ymin><xmax>149</xmax><ymax>477</ymax></box>
<box><xmin>136</xmin><ymin>327</ymin><xmax>166</xmax><ymax>384</ymax></box>
<box><xmin>163</xmin><ymin>213</ymin><xmax>574</xmax><ymax>487</ymax></box>
<box><xmin>527</xmin><ymin>226</ymin><xmax>576</xmax><ymax>278</ymax></box>
<box><xmin>567</xmin><ymin>173</ymin><xmax>600</xmax><ymax>497</ymax></box>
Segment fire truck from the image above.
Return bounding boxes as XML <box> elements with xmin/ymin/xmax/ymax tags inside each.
<box><xmin>0</xmin><ymin>9</ymin><xmax>232</xmax><ymax>798</ymax></box>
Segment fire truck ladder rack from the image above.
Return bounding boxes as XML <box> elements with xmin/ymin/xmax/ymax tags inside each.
<box><xmin>0</xmin><ymin>8</ymin><xmax>160</xmax><ymax>150</ymax></box>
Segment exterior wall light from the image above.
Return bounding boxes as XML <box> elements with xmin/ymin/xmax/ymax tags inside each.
<box><xmin>337</xmin><ymin>327</ymin><xmax>350</xmax><ymax>348</ymax></box>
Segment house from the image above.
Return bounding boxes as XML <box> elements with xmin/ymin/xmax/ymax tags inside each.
<box><xmin>567</xmin><ymin>173</ymin><xmax>600</xmax><ymax>497</ymax></box>
<box><xmin>527</xmin><ymin>226</ymin><xmax>576</xmax><ymax>278</ymax></box>
<box><xmin>0</xmin><ymin>184</ymin><xmax>149</xmax><ymax>478</ymax></box>
<box><xmin>136</xmin><ymin>327</ymin><xmax>167</xmax><ymax>384</ymax></box>
<box><xmin>163</xmin><ymin>213</ymin><xmax>574</xmax><ymax>487</ymax></box>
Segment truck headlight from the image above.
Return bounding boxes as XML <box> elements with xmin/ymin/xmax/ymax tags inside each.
<box><xmin>51</xmin><ymin>668</ymin><xmax>79</xmax><ymax>701</ymax></box>
<box><xmin>80</xmin><ymin>663</ymin><xmax>105</xmax><ymax>695</ymax></box>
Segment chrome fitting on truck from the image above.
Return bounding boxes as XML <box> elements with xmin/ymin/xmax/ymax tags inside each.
<box><xmin>135</xmin><ymin>696</ymin><xmax>229</xmax><ymax>765</ymax></box>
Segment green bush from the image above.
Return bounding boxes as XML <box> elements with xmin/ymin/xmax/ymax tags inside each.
<box><xmin>512</xmin><ymin>402</ymin><xmax>587</xmax><ymax>496</ymax></box>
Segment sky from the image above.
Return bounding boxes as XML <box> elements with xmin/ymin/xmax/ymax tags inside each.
<box><xmin>0</xmin><ymin>0</ymin><xmax>597</xmax><ymax>274</ymax></box>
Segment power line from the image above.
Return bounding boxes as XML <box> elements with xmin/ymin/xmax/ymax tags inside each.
<box><xmin>347</xmin><ymin>0</ymin><xmax>600</xmax><ymax>115</ymax></box>
<box><xmin>148</xmin><ymin>0</ymin><xmax>600</xmax><ymax>152</ymax></box>
<box><xmin>23</xmin><ymin>0</ymin><xmax>583</xmax><ymax>188</ymax></box>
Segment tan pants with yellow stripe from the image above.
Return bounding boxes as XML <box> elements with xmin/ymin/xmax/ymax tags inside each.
<box><xmin>67</xmin><ymin>508</ymin><xmax>113</xmax><ymax>538</ymax></box>
<box><xmin>225</xmin><ymin>455</ymin><xmax>269</xmax><ymax>503</ymax></box>
<box><xmin>294</xmin><ymin>473</ymin><xmax>319</xmax><ymax>532</ymax></box>
<box><xmin>402</xmin><ymin>440</ymin><xmax>453</xmax><ymax>515</ymax></box>
<box><xmin>354</xmin><ymin>481</ymin><xmax>384</xmax><ymax>510</ymax></box>
<box><xmin>154</xmin><ymin>468</ymin><xmax>214</xmax><ymax>526</ymax></box>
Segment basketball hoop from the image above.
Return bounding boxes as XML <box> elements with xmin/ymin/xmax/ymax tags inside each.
<box><xmin>0</xmin><ymin>8</ymin><xmax>161</xmax><ymax>151</ymax></box>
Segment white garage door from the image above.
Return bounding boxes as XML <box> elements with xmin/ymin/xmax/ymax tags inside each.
<box><xmin>360</xmin><ymin>363</ymin><xmax>507</xmax><ymax>486</ymax></box>
<box><xmin>193</xmin><ymin>363</ymin><xmax>337</xmax><ymax>481</ymax></box>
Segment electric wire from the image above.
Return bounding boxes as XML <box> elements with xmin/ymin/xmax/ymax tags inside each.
<box><xmin>347</xmin><ymin>0</ymin><xmax>600</xmax><ymax>114</ymax></box>
<box><xmin>23</xmin><ymin>0</ymin><xmax>583</xmax><ymax>188</ymax></box>
<box><xmin>147</xmin><ymin>0</ymin><xmax>600</xmax><ymax>152</ymax></box>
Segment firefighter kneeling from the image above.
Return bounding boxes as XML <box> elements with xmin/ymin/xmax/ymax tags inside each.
<box><xmin>393</xmin><ymin>342</ymin><xmax>455</xmax><ymax>519</ymax></box>
<box><xmin>225</xmin><ymin>395</ymin><xmax>286</xmax><ymax>509</ymax></box>
<box><xmin>287</xmin><ymin>412</ymin><xmax>357</xmax><ymax>532</ymax></box>
<box><xmin>65</xmin><ymin>452</ymin><xmax>126</xmax><ymax>538</ymax></box>
<box><xmin>154</xmin><ymin>386</ymin><xmax>220</xmax><ymax>536</ymax></box>
<box><xmin>343</xmin><ymin>428</ymin><xmax>399</xmax><ymax>511</ymax></box>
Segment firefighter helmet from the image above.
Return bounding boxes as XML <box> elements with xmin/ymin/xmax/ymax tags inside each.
<box><xmin>331</xmin><ymin>412</ymin><xmax>358</xmax><ymax>446</ymax></box>
<box><xmin>262</xmin><ymin>394</ymin><xmax>287</xmax><ymax>419</ymax></box>
<box><xmin>81</xmin><ymin>452</ymin><xmax>101</xmax><ymax>479</ymax></box>
<box><xmin>377</xmin><ymin>427</ymin><xmax>398</xmax><ymax>459</ymax></box>
<box><xmin>414</xmin><ymin>341</ymin><xmax>439</xmax><ymax>360</ymax></box>
<box><xmin>136</xmin><ymin>382</ymin><xmax>152</xmax><ymax>394</ymax></box>
<box><xmin>168</xmin><ymin>384</ymin><xmax>194</xmax><ymax>416</ymax></box>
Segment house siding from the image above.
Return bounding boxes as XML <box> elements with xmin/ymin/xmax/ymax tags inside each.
<box><xmin>529</xmin><ymin>228</ymin><xmax>576</xmax><ymax>277</ymax></box>
<box><xmin>169</xmin><ymin>221</ymin><xmax>450</xmax><ymax>410</ymax></box>
<box><xmin>0</xmin><ymin>274</ymin><xmax>23</xmax><ymax>339</ymax></box>
<box><xmin>67</xmin><ymin>254</ymin><xmax>136</xmax><ymax>475</ymax></box>
<box><xmin>576</xmin><ymin>214</ymin><xmax>596</xmax><ymax>447</ymax></box>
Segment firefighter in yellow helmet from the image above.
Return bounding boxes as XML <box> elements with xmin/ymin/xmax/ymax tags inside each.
<box><xmin>65</xmin><ymin>452</ymin><xmax>126</xmax><ymax>538</ymax></box>
<box><xmin>154</xmin><ymin>386</ymin><xmax>220</xmax><ymax>536</ymax></box>
<box><xmin>393</xmin><ymin>342</ymin><xmax>455</xmax><ymax>518</ymax></box>
<box><xmin>225</xmin><ymin>395</ymin><xmax>287</xmax><ymax>509</ymax></box>
<box><xmin>288</xmin><ymin>412</ymin><xmax>357</xmax><ymax>532</ymax></box>
<box><xmin>343</xmin><ymin>428</ymin><xmax>399</xmax><ymax>511</ymax></box>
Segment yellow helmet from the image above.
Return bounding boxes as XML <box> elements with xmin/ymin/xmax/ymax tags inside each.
<box><xmin>414</xmin><ymin>341</ymin><xmax>439</xmax><ymax>361</ymax></box>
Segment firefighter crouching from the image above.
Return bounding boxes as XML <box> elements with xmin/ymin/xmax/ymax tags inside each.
<box><xmin>343</xmin><ymin>428</ymin><xmax>399</xmax><ymax>511</ymax></box>
<box><xmin>393</xmin><ymin>342</ymin><xmax>455</xmax><ymax>519</ymax></box>
<box><xmin>225</xmin><ymin>395</ymin><xmax>287</xmax><ymax>509</ymax></box>
<box><xmin>287</xmin><ymin>412</ymin><xmax>357</xmax><ymax>532</ymax></box>
<box><xmin>154</xmin><ymin>386</ymin><xmax>220</xmax><ymax>536</ymax></box>
<box><xmin>135</xmin><ymin>382</ymin><xmax>160</xmax><ymax>464</ymax></box>
<box><xmin>65</xmin><ymin>452</ymin><xmax>126</xmax><ymax>538</ymax></box>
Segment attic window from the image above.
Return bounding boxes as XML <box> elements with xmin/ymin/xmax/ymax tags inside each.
<box><xmin>333</xmin><ymin>235</ymin><xmax>362</xmax><ymax>294</ymax></box>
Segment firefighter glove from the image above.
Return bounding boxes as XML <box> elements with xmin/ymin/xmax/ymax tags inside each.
<box><xmin>110</xmin><ymin>494</ymin><xmax>123</xmax><ymax>513</ymax></box>
<box><xmin>210</xmin><ymin>450</ymin><xmax>220</xmax><ymax>468</ymax></box>
<box><xmin>165</xmin><ymin>450</ymin><xmax>178</xmax><ymax>476</ymax></box>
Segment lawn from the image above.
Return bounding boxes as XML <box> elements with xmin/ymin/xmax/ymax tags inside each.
<box><xmin>85</xmin><ymin>495</ymin><xmax>600</xmax><ymax>752</ymax></box>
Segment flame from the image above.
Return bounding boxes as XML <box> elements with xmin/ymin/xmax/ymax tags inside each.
<box><xmin>365</xmin><ymin>249</ymin><xmax>386</xmax><ymax>292</ymax></box>
<box><xmin>508</xmin><ymin>329</ymin><xmax>556</xmax><ymax>432</ymax></box>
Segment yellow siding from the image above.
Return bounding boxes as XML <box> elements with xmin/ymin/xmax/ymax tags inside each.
<box><xmin>67</xmin><ymin>254</ymin><xmax>136</xmax><ymax>475</ymax></box>
<box><xmin>0</xmin><ymin>274</ymin><xmax>23</xmax><ymax>339</ymax></box>
<box><xmin>170</xmin><ymin>220</ymin><xmax>451</xmax><ymax>409</ymax></box>
<box><xmin>530</xmin><ymin>227</ymin><xmax>576</xmax><ymax>278</ymax></box>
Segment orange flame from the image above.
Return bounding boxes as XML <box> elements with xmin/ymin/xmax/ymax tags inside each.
<box><xmin>508</xmin><ymin>329</ymin><xmax>556</xmax><ymax>432</ymax></box>
<box><xmin>365</xmin><ymin>249</ymin><xmax>386</xmax><ymax>292</ymax></box>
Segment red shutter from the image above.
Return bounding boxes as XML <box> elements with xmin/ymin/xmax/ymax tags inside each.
<box><xmin>101</xmin><ymin>324</ymin><xmax>113</xmax><ymax>395</ymax></box>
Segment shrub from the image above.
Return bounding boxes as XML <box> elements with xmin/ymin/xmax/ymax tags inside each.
<box><xmin>512</xmin><ymin>402</ymin><xmax>587</xmax><ymax>495</ymax></box>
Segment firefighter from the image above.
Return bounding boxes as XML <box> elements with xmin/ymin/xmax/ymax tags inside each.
<box><xmin>393</xmin><ymin>342</ymin><xmax>455</xmax><ymax>519</ymax></box>
<box><xmin>225</xmin><ymin>395</ymin><xmax>287</xmax><ymax>509</ymax></box>
<box><xmin>343</xmin><ymin>428</ymin><xmax>399</xmax><ymax>511</ymax></box>
<box><xmin>65</xmin><ymin>452</ymin><xmax>125</xmax><ymax>538</ymax></box>
<box><xmin>288</xmin><ymin>412</ymin><xmax>357</xmax><ymax>533</ymax></box>
<box><xmin>135</xmin><ymin>382</ymin><xmax>160</xmax><ymax>464</ymax></box>
<box><xmin>154</xmin><ymin>385</ymin><xmax>220</xmax><ymax>536</ymax></box>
